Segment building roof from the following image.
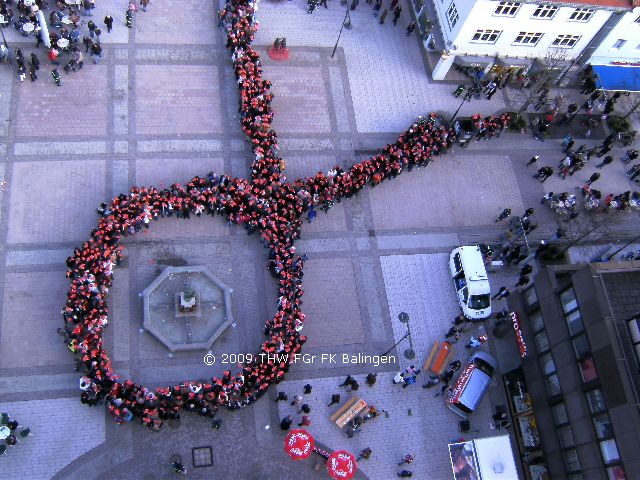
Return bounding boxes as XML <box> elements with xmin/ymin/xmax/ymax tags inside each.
<box><xmin>542</xmin><ymin>0</ymin><xmax>635</xmax><ymax>10</ymax></box>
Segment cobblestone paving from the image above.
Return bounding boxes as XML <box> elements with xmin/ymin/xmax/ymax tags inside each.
<box><xmin>0</xmin><ymin>0</ymin><xmax>638</xmax><ymax>478</ymax></box>
<box><xmin>0</xmin><ymin>398</ymin><xmax>105</xmax><ymax>480</ymax></box>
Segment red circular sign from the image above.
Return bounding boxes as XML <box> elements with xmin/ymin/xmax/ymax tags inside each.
<box><xmin>284</xmin><ymin>429</ymin><xmax>315</xmax><ymax>461</ymax></box>
<box><xmin>327</xmin><ymin>450</ymin><xmax>357</xmax><ymax>479</ymax></box>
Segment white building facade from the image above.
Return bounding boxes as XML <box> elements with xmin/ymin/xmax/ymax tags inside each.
<box><xmin>429</xmin><ymin>0</ymin><xmax>634</xmax><ymax>80</ymax></box>
<box><xmin>585</xmin><ymin>7</ymin><xmax>640</xmax><ymax>66</ymax></box>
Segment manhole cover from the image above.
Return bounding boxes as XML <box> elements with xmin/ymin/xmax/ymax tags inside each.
<box><xmin>192</xmin><ymin>446</ymin><xmax>213</xmax><ymax>468</ymax></box>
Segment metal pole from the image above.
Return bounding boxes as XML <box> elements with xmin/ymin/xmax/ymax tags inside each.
<box><xmin>331</xmin><ymin>4</ymin><xmax>351</xmax><ymax>58</ymax></box>
<box><xmin>380</xmin><ymin>331</ymin><xmax>410</xmax><ymax>357</ymax></box>
<box><xmin>449</xmin><ymin>95</ymin><xmax>467</xmax><ymax>123</ymax></box>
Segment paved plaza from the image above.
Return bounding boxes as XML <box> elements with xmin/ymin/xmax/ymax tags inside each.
<box><xmin>0</xmin><ymin>0</ymin><xmax>638</xmax><ymax>479</ymax></box>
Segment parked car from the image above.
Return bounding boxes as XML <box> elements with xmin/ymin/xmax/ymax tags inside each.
<box><xmin>449</xmin><ymin>245</ymin><xmax>491</xmax><ymax>320</ymax></box>
<box><xmin>446</xmin><ymin>351</ymin><xmax>497</xmax><ymax>418</ymax></box>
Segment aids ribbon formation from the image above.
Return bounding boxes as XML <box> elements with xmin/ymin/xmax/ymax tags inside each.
<box><xmin>63</xmin><ymin>0</ymin><xmax>467</xmax><ymax>428</ymax></box>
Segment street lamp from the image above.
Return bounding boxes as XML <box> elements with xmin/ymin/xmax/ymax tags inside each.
<box><xmin>380</xmin><ymin>312</ymin><xmax>415</xmax><ymax>359</ymax></box>
<box><xmin>331</xmin><ymin>2</ymin><xmax>352</xmax><ymax>58</ymax></box>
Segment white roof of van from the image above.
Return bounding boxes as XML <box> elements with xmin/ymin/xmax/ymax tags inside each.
<box><xmin>457</xmin><ymin>246</ymin><xmax>489</xmax><ymax>280</ymax></box>
<box><xmin>474</xmin><ymin>435</ymin><xmax>519</xmax><ymax>480</ymax></box>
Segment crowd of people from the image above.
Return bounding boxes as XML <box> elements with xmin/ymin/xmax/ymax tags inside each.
<box><xmin>59</xmin><ymin>0</ymin><xmax>464</xmax><ymax>428</ymax></box>
<box><xmin>0</xmin><ymin>0</ymin><xmax>150</xmax><ymax>84</ymax></box>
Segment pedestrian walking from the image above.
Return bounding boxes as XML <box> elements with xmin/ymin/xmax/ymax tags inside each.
<box><xmin>398</xmin><ymin>471</ymin><xmax>413</xmax><ymax>478</ymax></box>
<box><xmin>83</xmin><ymin>35</ymin><xmax>92</xmax><ymax>53</ymax></box>
<box><xmin>91</xmin><ymin>42</ymin><xmax>102</xmax><ymax>64</ymax></box>
<box><xmin>48</xmin><ymin>47</ymin><xmax>60</xmax><ymax>65</ymax></box>
<box><xmin>82</xmin><ymin>0</ymin><xmax>93</xmax><ymax>16</ymax></box>
<box><xmin>275</xmin><ymin>391</ymin><xmax>288</xmax><ymax>402</ymax></box>
<box><xmin>327</xmin><ymin>393</ymin><xmax>341</xmax><ymax>406</ymax></box>
<box><xmin>452</xmin><ymin>314</ymin><xmax>466</xmax><ymax>325</ymax></box>
<box><xmin>597</xmin><ymin>143</ymin><xmax>612</xmax><ymax>157</ymax></box>
<box><xmin>562</xmin><ymin>138</ymin><xmax>575</xmax><ymax>153</ymax></box>
<box><xmin>357</xmin><ymin>448</ymin><xmax>372</xmax><ymax>461</ymax></box>
<box><xmin>30</xmin><ymin>53</ymin><xmax>39</xmax><ymax>71</ymax></box>
<box><xmin>303</xmin><ymin>384</ymin><xmax>312</xmax><ymax>394</ymax></box>
<box><xmin>622</xmin><ymin>149</ymin><xmax>638</xmax><ymax>164</ymax></box>
<box><xmin>140</xmin><ymin>0</ymin><xmax>150</xmax><ymax>11</ymax></box>
<box><xmin>298</xmin><ymin>403</ymin><xmax>311</xmax><ymax>414</ymax></box>
<box><xmin>561</xmin><ymin>134</ymin><xmax>573</xmax><ymax>150</ymax></box>
<box><xmin>596</xmin><ymin>155</ymin><xmax>613</xmax><ymax>169</ymax></box>
<box><xmin>339</xmin><ymin>375</ymin><xmax>354</xmax><ymax>388</ymax></box>
<box><xmin>586</xmin><ymin>172</ymin><xmax>601</xmax><ymax>185</ymax></box>
<box><xmin>366</xmin><ymin>373</ymin><xmax>377</xmax><ymax>386</ymax></box>
<box><xmin>452</xmin><ymin>84</ymin><xmax>465</xmax><ymax>97</ymax></box>
<box><xmin>379</xmin><ymin>9</ymin><xmax>387</xmax><ymax>23</ymax></box>
<box><xmin>280</xmin><ymin>415</ymin><xmax>293</xmax><ymax>430</ymax></box>
<box><xmin>87</xmin><ymin>20</ymin><xmax>96</xmax><ymax>37</ymax></box>
<box><xmin>393</xmin><ymin>371</ymin><xmax>405</xmax><ymax>384</ymax></box>
<box><xmin>495</xmin><ymin>208</ymin><xmax>511</xmax><ymax>222</ymax></box>
<box><xmin>104</xmin><ymin>14</ymin><xmax>113</xmax><ymax>32</ymax></box>
<box><xmin>527</xmin><ymin>155</ymin><xmax>539</xmax><ymax>167</ymax></box>
<box><xmin>392</xmin><ymin>6</ymin><xmax>401</xmax><ymax>25</ymax></box>
<box><xmin>398</xmin><ymin>453</ymin><xmax>415</xmax><ymax>466</ymax></box>
<box><xmin>492</xmin><ymin>286</ymin><xmax>510</xmax><ymax>300</ymax></box>
<box><xmin>484</xmin><ymin>81</ymin><xmax>497</xmax><ymax>100</ymax></box>
<box><xmin>290</xmin><ymin>394</ymin><xmax>303</xmax><ymax>407</ymax></box>
<box><xmin>465</xmin><ymin>335</ymin><xmax>488</xmax><ymax>350</ymax></box>
<box><xmin>373</xmin><ymin>0</ymin><xmax>382</xmax><ymax>16</ymax></box>
<box><xmin>520</xmin><ymin>264</ymin><xmax>533</xmax><ymax>277</ymax></box>
<box><xmin>94</xmin><ymin>27</ymin><xmax>102</xmax><ymax>44</ymax></box>
<box><xmin>51</xmin><ymin>68</ymin><xmax>62</xmax><ymax>86</ymax></box>
<box><xmin>515</xmin><ymin>276</ymin><xmax>529</xmax><ymax>288</ymax></box>
<box><xmin>126</xmin><ymin>9</ymin><xmax>133</xmax><ymax>28</ymax></box>
<box><xmin>406</xmin><ymin>21</ymin><xmax>416</xmax><ymax>36</ymax></box>
<box><xmin>533</xmin><ymin>166</ymin><xmax>553</xmax><ymax>182</ymax></box>
<box><xmin>434</xmin><ymin>383</ymin><xmax>451</xmax><ymax>397</ymax></box>
<box><xmin>298</xmin><ymin>415</ymin><xmax>311</xmax><ymax>427</ymax></box>
<box><xmin>422</xmin><ymin>375</ymin><xmax>440</xmax><ymax>388</ymax></box>
<box><xmin>350</xmin><ymin>0</ymin><xmax>359</xmax><ymax>10</ymax></box>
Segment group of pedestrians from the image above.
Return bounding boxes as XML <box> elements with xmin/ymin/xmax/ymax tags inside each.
<box><xmin>471</xmin><ymin>113</ymin><xmax>512</xmax><ymax>141</ymax></box>
<box><xmin>0</xmin><ymin>0</ymin><xmax>153</xmax><ymax>85</ymax></box>
<box><xmin>61</xmin><ymin>0</ymin><xmax>465</xmax><ymax>429</ymax></box>
<box><xmin>307</xmin><ymin>0</ymin><xmax>414</xmax><ymax>33</ymax></box>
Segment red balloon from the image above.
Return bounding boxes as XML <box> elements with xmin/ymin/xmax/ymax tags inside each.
<box><xmin>284</xmin><ymin>429</ymin><xmax>315</xmax><ymax>461</ymax></box>
<box><xmin>327</xmin><ymin>450</ymin><xmax>357</xmax><ymax>479</ymax></box>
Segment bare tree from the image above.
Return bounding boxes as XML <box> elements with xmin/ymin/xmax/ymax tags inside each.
<box><xmin>511</xmin><ymin>47</ymin><xmax>569</xmax><ymax>117</ymax></box>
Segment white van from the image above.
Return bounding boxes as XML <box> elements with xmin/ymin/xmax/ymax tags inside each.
<box><xmin>449</xmin><ymin>246</ymin><xmax>491</xmax><ymax>319</ymax></box>
<box><xmin>446</xmin><ymin>351</ymin><xmax>497</xmax><ymax>418</ymax></box>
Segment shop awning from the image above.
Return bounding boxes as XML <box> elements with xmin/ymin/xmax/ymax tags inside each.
<box><xmin>593</xmin><ymin>64</ymin><xmax>640</xmax><ymax>92</ymax></box>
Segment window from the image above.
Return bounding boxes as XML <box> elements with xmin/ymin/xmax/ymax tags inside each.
<box><xmin>545</xmin><ymin>374</ymin><xmax>561</xmax><ymax>396</ymax></box>
<box><xmin>494</xmin><ymin>1</ymin><xmax>520</xmax><ymax>16</ymax></box>
<box><xmin>535</xmin><ymin>330</ymin><xmax>549</xmax><ymax>353</ymax></box>
<box><xmin>524</xmin><ymin>286</ymin><xmax>538</xmax><ymax>306</ymax></box>
<box><xmin>607</xmin><ymin>466</ymin><xmax>627</xmax><ymax>480</ymax></box>
<box><xmin>586</xmin><ymin>388</ymin><xmax>606</xmax><ymax>414</ymax></box>
<box><xmin>471</xmin><ymin>29</ymin><xmax>502</xmax><ymax>43</ymax></box>
<box><xmin>600</xmin><ymin>439</ymin><xmax>621</xmax><ymax>464</ymax></box>
<box><xmin>569</xmin><ymin>8</ymin><xmax>595</xmax><ymax>22</ymax></box>
<box><xmin>560</xmin><ymin>288</ymin><xmax>578</xmax><ymax>313</ymax></box>
<box><xmin>552</xmin><ymin>402</ymin><xmax>569</xmax><ymax>425</ymax></box>
<box><xmin>446</xmin><ymin>2</ymin><xmax>459</xmax><ymax>30</ymax></box>
<box><xmin>612</xmin><ymin>39</ymin><xmax>627</xmax><ymax>49</ymax></box>
<box><xmin>529</xmin><ymin>310</ymin><xmax>544</xmax><ymax>332</ymax></box>
<box><xmin>564</xmin><ymin>449</ymin><xmax>581</xmax><ymax>472</ymax></box>
<box><xmin>532</xmin><ymin>4</ymin><xmax>558</xmax><ymax>19</ymax></box>
<box><xmin>558</xmin><ymin>425</ymin><xmax>575</xmax><ymax>448</ymax></box>
<box><xmin>514</xmin><ymin>32</ymin><xmax>543</xmax><ymax>46</ymax></box>
<box><xmin>553</xmin><ymin>35</ymin><xmax>581</xmax><ymax>48</ymax></box>
<box><xmin>540</xmin><ymin>352</ymin><xmax>556</xmax><ymax>375</ymax></box>
<box><xmin>627</xmin><ymin>316</ymin><xmax>640</xmax><ymax>367</ymax></box>
<box><xmin>593</xmin><ymin>413</ymin><xmax>614</xmax><ymax>439</ymax></box>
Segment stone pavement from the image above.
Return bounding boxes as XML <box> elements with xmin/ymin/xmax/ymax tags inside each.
<box><xmin>0</xmin><ymin>0</ymin><xmax>638</xmax><ymax>479</ymax></box>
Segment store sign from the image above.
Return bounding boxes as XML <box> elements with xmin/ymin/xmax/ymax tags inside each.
<box><xmin>610</xmin><ymin>61</ymin><xmax>640</xmax><ymax>66</ymax></box>
<box><xmin>510</xmin><ymin>312</ymin><xmax>527</xmax><ymax>358</ymax></box>
<box><xmin>448</xmin><ymin>364</ymin><xmax>475</xmax><ymax>404</ymax></box>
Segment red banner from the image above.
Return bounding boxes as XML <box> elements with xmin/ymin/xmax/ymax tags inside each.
<box><xmin>510</xmin><ymin>312</ymin><xmax>527</xmax><ymax>358</ymax></box>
